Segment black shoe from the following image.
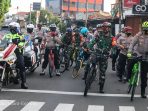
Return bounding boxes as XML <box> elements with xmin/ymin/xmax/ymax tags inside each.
<box><xmin>13</xmin><ymin>79</ymin><xmax>19</xmax><ymax>85</ymax></box>
<box><xmin>112</xmin><ymin>66</ymin><xmax>115</xmax><ymax>71</ymax></box>
<box><xmin>118</xmin><ymin>77</ymin><xmax>122</xmax><ymax>82</ymax></box>
<box><xmin>141</xmin><ymin>94</ymin><xmax>147</xmax><ymax>98</ymax></box>
<box><xmin>82</xmin><ymin>77</ymin><xmax>86</xmax><ymax>80</ymax></box>
<box><xmin>40</xmin><ymin>72</ymin><xmax>45</xmax><ymax>76</ymax></box>
<box><xmin>21</xmin><ymin>83</ymin><xmax>28</xmax><ymax>89</ymax></box>
<box><xmin>99</xmin><ymin>90</ymin><xmax>104</xmax><ymax>93</ymax></box>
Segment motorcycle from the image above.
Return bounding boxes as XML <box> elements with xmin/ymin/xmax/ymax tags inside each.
<box><xmin>23</xmin><ymin>36</ymin><xmax>41</xmax><ymax>72</ymax></box>
<box><xmin>0</xmin><ymin>40</ymin><xmax>18</xmax><ymax>91</ymax></box>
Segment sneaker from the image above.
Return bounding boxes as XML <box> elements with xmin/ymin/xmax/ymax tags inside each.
<box><xmin>40</xmin><ymin>71</ymin><xmax>45</xmax><ymax>76</ymax></box>
<box><xmin>56</xmin><ymin>70</ymin><xmax>61</xmax><ymax>76</ymax></box>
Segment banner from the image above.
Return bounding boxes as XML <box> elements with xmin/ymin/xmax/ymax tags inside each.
<box><xmin>123</xmin><ymin>0</ymin><xmax>140</xmax><ymax>8</ymax></box>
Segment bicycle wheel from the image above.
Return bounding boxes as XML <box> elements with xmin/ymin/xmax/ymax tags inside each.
<box><xmin>72</xmin><ymin>61</ymin><xmax>80</xmax><ymax>78</ymax></box>
<box><xmin>48</xmin><ymin>62</ymin><xmax>54</xmax><ymax>78</ymax></box>
<box><xmin>131</xmin><ymin>85</ymin><xmax>136</xmax><ymax>101</ymax></box>
<box><xmin>127</xmin><ymin>84</ymin><xmax>132</xmax><ymax>94</ymax></box>
<box><xmin>84</xmin><ymin>67</ymin><xmax>96</xmax><ymax>97</ymax></box>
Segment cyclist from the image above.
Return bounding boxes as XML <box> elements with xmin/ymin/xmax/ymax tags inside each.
<box><xmin>94</xmin><ymin>24</ymin><xmax>103</xmax><ymax>38</ymax></box>
<box><xmin>83</xmin><ymin>22</ymin><xmax>113</xmax><ymax>93</ymax></box>
<box><xmin>127</xmin><ymin>21</ymin><xmax>148</xmax><ymax>98</ymax></box>
<box><xmin>116</xmin><ymin>26</ymin><xmax>133</xmax><ymax>82</ymax></box>
<box><xmin>6</xmin><ymin>22</ymin><xmax>28</xmax><ymax>89</ymax></box>
<box><xmin>40</xmin><ymin>24</ymin><xmax>62</xmax><ymax>76</ymax></box>
<box><xmin>35</xmin><ymin>24</ymin><xmax>44</xmax><ymax>45</ymax></box>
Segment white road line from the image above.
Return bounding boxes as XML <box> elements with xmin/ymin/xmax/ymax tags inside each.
<box><xmin>119</xmin><ymin>106</ymin><xmax>135</xmax><ymax>111</ymax></box>
<box><xmin>0</xmin><ymin>100</ymin><xmax>15</xmax><ymax>111</ymax></box>
<box><xmin>2</xmin><ymin>88</ymin><xmax>147</xmax><ymax>98</ymax></box>
<box><xmin>20</xmin><ymin>101</ymin><xmax>45</xmax><ymax>111</ymax></box>
<box><xmin>54</xmin><ymin>103</ymin><xmax>74</xmax><ymax>111</ymax></box>
<box><xmin>87</xmin><ymin>105</ymin><xmax>104</xmax><ymax>111</ymax></box>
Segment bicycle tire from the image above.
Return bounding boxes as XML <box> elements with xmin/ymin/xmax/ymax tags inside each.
<box><xmin>84</xmin><ymin>85</ymin><xmax>89</xmax><ymax>96</ymax></box>
<box><xmin>84</xmin><ymin>67</ymin><xmax>96</xmax><ymax>96</ymax></box>
<box><xmin>131</xmin><ymin>85</ymin><xmax>136</xmax><ymax>101</ymax></box>
<box><xmin>72</xmin><ymin>61</ymin><xmax>80</xmax><ymax>78</ymax></box>
<box><xmin>48</xmin><ymin>63</ymin><xmax>53</xmax><ymax>78</ymax></box>
<box><xmin>72</xmin><ymin>68</ymin><xmax>79</xmax><ymax>78</ymax></box>
<box><xmin>127</xmin><ymin>84</ymin><xmax>132</xmax><ymax>94</ymax></box>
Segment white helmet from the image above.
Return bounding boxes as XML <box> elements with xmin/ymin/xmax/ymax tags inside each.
<box><xmin>27</xmin><ymin>24</ymin><xmax>35</xmax><ymax>29</ymax></box>
<box><xmin>9</xmin><ymin>22</ymin><xmax>20</xmax><ymax>28</ymax></box>
<box><xmin>49</xmin><ymin>24</ymin><xmax>56</xmax><ymax>28</ymax></box>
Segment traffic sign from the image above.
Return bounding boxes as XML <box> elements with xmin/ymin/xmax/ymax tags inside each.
<box><xmin>33</xmin><ymin>2</ymin><xmax>41</xmax><ymax>10</ymax></box>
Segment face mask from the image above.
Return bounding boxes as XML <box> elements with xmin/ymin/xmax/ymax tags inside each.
<box><xmin>126</xmin><ymin>33</ymin><xmax>131</xmax><ymax>37</ymax></box>
<box><xmin>10</xmin><ymin>29</ymin><xmax>17</xmax><ymax>34</ymax></box>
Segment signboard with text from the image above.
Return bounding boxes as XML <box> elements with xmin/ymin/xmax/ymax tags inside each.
<box><xmin>124</xmin><ymin>0</ymin><xmax>140</xmax><ymax>8</ymax></box>
<box><xmin>132</xmin><ymin>5</ymin><xmax>148</xmax><ymax>14</ymax></box>
<box><xmin>33</xmin><ymin>2</ymin><xmax>41</xmax><ymax>10</ymax></box>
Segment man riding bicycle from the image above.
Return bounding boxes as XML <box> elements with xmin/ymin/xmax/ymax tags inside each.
<box><xmin>127</xmin><ymin>21</ymin><xmax>148</xmax><ymax>98</ymax></box>
<box><xmin>83</xmin><ymin>22</ymin><xmax>113</xmax><ymax>93</ymax></box>
<box><xmin>40</xmin><ymin>24</ymin><xmax>62</xmax><ymax>76</ymax></box>
<box><xmin>116</xmin><ymin>26</ymin><xmax>133</xmax><ymax>82</ymax></box>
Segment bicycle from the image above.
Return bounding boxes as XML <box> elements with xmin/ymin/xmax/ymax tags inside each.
<box><xmin>72</xmin><ymin>48</ymin><xmax>88</xmax><ymax>78</ymax></box>
<box><xmin>127</xmin><ymin>56</ymin><xmax>144</xmax><ymax>101</ymax></box>
<box><xmin>59</xmin><ymin>45</ymin><xmax>73</xmax><ymax>73</ymax></box>
<box><xmin>84</xmin><ymin>51</ymin><xmax>108</xmax><ymax>97</ymax></box>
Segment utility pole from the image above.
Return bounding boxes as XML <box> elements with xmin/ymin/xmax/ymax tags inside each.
<box><xmin>29</xmin><ymin>4</ymin><xmax>32</xmax><ymax>24</ymax></box>
<box><xmin>118</xmin><ymin>0</ymin><xmax>122</xmax><ymax>32</ymax></box>
<box><xmin>85</xmin><ymin>0</ymin><xmax>88</xmax><ymax>27</ymax></box>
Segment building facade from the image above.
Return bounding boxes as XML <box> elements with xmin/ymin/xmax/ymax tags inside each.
<box><xmin>45</xmin><ymin>0</ymin><xmax>103</xmax><ymax>20</ymax></box>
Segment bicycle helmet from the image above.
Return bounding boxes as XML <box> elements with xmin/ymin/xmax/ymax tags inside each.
<box><xmin>9</xmin><ymin>22</ymin><xmax>20</xmax><ymax>34</ymax></box>
<box><xmin>142</xmin><ymin>21</ymin><xmax>148</xmax><ymax>31</ymax></box>
<box><xmin>49</xmin><ymin>24</ymin><xmax>57</xmax><ymax>32</ymax></box>
<box><xmin>80</xmin><ymin>27</ymin><xmax>88</xmax><ymax>37</ymax></box>
<box><xmin>27</xmin><ymin>24</ymin><xmax>34</xmax><ymax>33</ymax></box>
<box><xmin>96</xmin><ymin>24</ymin><xmax>102</xmax><ymax>28</ymax></box>
<box><xmin>102</xmin><ymin>22</ymin><xmax>111</xmax><ymax>33</ymax></box>
<box><xmin>66</xmin><ymin>27</ymin><xmax>72</xmax><ymax>34</ymax></box>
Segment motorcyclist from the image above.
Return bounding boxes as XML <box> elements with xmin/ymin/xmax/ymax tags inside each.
<box><xmin>7</xmin><ymin>22</ymin><xmax>28</xmax><ymax>89</ymax></box>
<box><xmin>127</xmin><ymin>21</ymin><xmax>148</xmax><ymax>98</ymax></box>
<box><xmin>116</xmin><ymin>26</ymin><xmax>133</xmax><ymax>82</ymax></box>
<box><xmin>40</xmin><ymin>24</ymin><xmax>62</xmax><ymax>76</ymax></box>
<box><xmin>83</xmin><ymin>22</ymin><xmax>113</xmax><ymax>93</ymax></box>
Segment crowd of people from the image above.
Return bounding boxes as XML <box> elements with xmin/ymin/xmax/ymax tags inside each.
<box><xmin>1</xmin><ymin>20</ymin><xmax>148</xmax><ymax>99</ymax></box>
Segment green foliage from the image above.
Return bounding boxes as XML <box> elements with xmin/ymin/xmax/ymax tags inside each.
<box><xmin>0</xmin><ymin>0</ymin><xmax>10</xmax><ymax>23</ymax></box>
<box><xmin>26</xmin><ymin>11</ymin><xmax>36</xmax><ymax>24</ymax></box>
<box><xmin>57</xmin><ymin>21</ymin><xmax>66</xmax><ymax>33</ymax></box>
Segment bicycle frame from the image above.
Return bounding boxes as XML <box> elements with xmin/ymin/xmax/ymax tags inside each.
<box><xmin>48</xmin><ymin>49</ymin><xmax>55</xmax><ymax>74</ymax></box>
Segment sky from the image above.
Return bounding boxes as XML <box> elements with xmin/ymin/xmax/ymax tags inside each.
<box><xmin>9</xmin><ymin>0</ymin><xmax>116</xmax><ymax>14</ymax></box>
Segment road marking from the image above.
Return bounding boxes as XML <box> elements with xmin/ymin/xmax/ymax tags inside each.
<box><xmin>2</xmin><ymin>88</ymin><xmax>147</xmax><ymax>98</ymax></box>
<box><xmin>87</xmin><ymin>105</ymin><xmax>104</xmax><ymax>111</ymax></box>
<box><xmin>0</xmin><ymin>100</ymin><xmax>15</xmax><ymax>111</ymax></box>
<box><xmin>54</xmin><ymin>103</ymin><xmax>74</xmax><ymax>111</ymax></box>
<box><xmin>20</xmin><ymin>101</ymin><xmax>45</xmax><ymax>111</ymax></box>
<box><xmin>119</xmin><ymin>106</ymin><xmax>135</xmax><ymax>111</ymax></box>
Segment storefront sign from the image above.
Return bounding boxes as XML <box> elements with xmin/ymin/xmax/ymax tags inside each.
<box><xmin>124</xmin><ymin>0</ymin><xmax>140</xmax><ymax>8</ymax></box>
<box><xmin>132</xmin><ymin>5</ymin><xmax>148</xmax><ymax>14</ymax></box>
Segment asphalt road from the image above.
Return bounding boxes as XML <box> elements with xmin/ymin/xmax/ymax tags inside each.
<box><xmin>0</xmin><ymin>59</ymin><xmax>148</xmax><ymax>111</ymax></box>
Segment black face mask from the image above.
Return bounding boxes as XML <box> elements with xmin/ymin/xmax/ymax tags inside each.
<box><xmin>143</xmin><ymin>30</ymin><xmax>148</xmax><ymax>35</ymax></box>
<box><xmin>126</xmin><ymin>33</ymin><xmax>131</xmax><ymax>37</ymax></box>
<box><xmin>10</xmin><ymin>29</ymin><xmax>17</xmax><ymax>34</ymax></box>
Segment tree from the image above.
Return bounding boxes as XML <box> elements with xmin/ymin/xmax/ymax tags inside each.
<box><xmin>26</xmin><ymin>9</ymin><xmax>61</xmax><ymax>25</ymax></box>
<box><xmin>0</xmin><ymin>0</ymin><xmax>10</xmax><ymax>24</ymax></box>
<box><xmin>57</xmin><ymin>21</ymin><xmax>66</xmax><ymax>33</ymax></box>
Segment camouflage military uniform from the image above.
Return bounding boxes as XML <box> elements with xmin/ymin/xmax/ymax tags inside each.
<box><xmin>84</xmin><ymin>32</ymin><xmax>112</xmax><ymax>92</ymax></box>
